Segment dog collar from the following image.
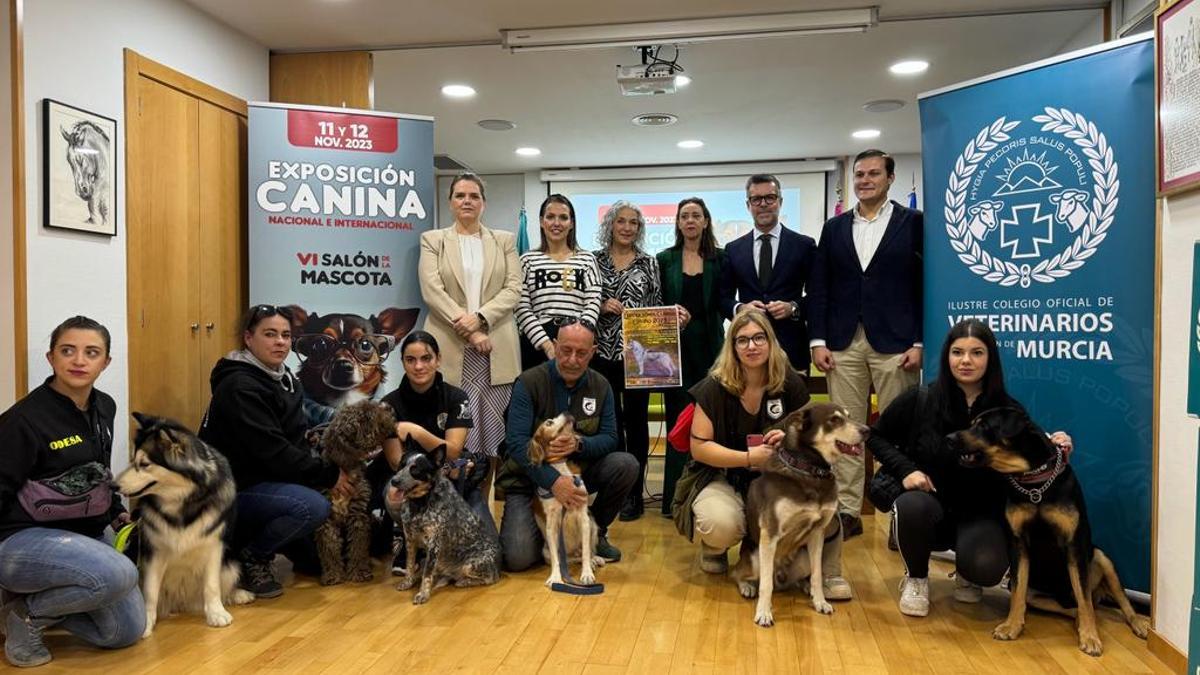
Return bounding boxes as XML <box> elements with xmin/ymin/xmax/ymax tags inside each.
<box><xmin>777</xmin><ymin>449</ymin><xmax>833</xmax><ymax>480</ymax></box>
<box><xmin>1008</xmin><ymin>447</ymin><xmax>1065</xmax><ymax>504</ymax></box>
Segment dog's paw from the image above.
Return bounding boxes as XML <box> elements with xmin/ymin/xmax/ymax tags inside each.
<box><xmin>813</xmin><ymin>599</ymin><xmax>834</xmax><ymax>615</ymax></box>
<box><xmin>350</xmin><ymin>569</ymin><xmax>374</xmax><ymax>583</ymax></box>
<box><xmin>590</xmin><ymin>555</ymin><xmax>607</xmax><ymax>568</ymax></box>
<box><xmin>230</xmin><ymin>589</ymin><xmax>255</xmax><ymax>605</ymax></box>
<box><xmin>412</xmin><ymin>590</ymin><xmax>430</xmax><ymax>605</ymax></box>
<box><xmin>738</xmin><ymin>581</ymin><xmax>758</xmax><ymax>599</ymax></box>
<box><xmin>1130</xmin><ymin>615</ymin><xmax>1151</xmax><ymax>639</ymax></box>
<box><xmin>205</xmin><ymin>607</ymin><xmax>233</xmax><ymax>628</ymax></box>
<box><xmin>142</xmin><ymin>613</ymin><xmax>156</xmax><ymax>640</ymax></box>
<box><xmin>992</xmin><ymin>621</ymin><xmax>1024</xmax><ymax>641</ymax></box>
<box><xmin>579</xmin><ymin>571</ymin><xmax>596</xmax><ymax>585</ymax></box>
<box><xmin>395</xmin><ymin>576</ymin><xmax>417</xmax><ymax>591</ymax></box>
<box><xmin>1078</xmin><ymin>632</ymin><xmax>1103</xmax><ymax>657</ymax></box>
<box><xmin>754</xmin><ymin>608</ymin><xmax>775</xmax><ymax>627</ymax></box>
<box><xmin>320</xmin><ymin>573</ymin><xmax>345</xmax><ymax>586</ymax></box>
<box><xmin>545</xmin><ymin>574</ymin><xmax>563</xmax><ymax>588</ymax></box>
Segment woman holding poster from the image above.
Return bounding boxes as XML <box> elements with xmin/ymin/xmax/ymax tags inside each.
<box><xmin>418</xmin><ymin>173</ymin><xmax>522</xmax><ymax>461</ymax></box>
<box><xmin>514</xmin><ymin>195</ymin><xmax>602</xmax><ymax>368</ymax></box>
<box><xmin>593</xmin><ymin>200</ymin><xmax>662</xmax><ymax>521</ymax></box>
<box><xmin>657</xmin><ymin>197</ymin><xmax>727</xmax><ymax>517</ymax></box>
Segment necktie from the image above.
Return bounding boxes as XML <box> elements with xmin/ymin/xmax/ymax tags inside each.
<box><xmin>758</xmin><ymin>233</ymin><xmax>773</xmax><ymax>289</ymax></box>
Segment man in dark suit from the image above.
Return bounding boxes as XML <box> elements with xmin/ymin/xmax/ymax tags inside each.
<box><xmin>807</xmin><ymin>149</ymin><xmax>923</xmax><ymax>538</ymax></box>
<box><xmin>720</xmin><ymin>174</ymin><xmax>816</xmax><ymax>372</ymax></box>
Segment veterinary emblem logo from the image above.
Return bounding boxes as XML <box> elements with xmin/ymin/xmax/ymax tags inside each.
<box><xmin>945</xmin><ymin>108</ymin><xmax>1118</xmax><ymax>287</ymax></box>
<box><xmin>437</xmin><ymin>412</ymin><xmax>448</xmax><ymax>430</ymax></box>
<box><xmin>766</xmin><ymin>399</ymin><xmax>783</xmax><ymax>420</ymax></box>
<box><xmin>459</xmin><ymin>401</ymin><xmax>471</xmax><ymax>420</ymax></box>
<box><xmin>582</xmin><ymin>397</ymin><xmax>597</xmax><ymax>416</ymax></box>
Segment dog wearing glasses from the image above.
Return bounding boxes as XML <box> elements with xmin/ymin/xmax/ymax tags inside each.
<box><xmin>288</xmin><ymin>306</ymin><xmax>420</xmax><ymax>409</ymax></box>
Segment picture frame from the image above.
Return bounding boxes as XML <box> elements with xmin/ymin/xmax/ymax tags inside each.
<box><xmin>43</xmin><ymin>98</ymin><xmax>117</xmax><ymax>236</ymax></box>
<box><xmin>1156</xmin><ymin>0</ymin><xmax>1200</xmax><ymax>197</ymax></box>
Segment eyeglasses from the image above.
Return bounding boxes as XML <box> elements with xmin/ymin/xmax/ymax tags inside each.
<box><xmin>734</xmin><ymin>333</ymin><xmax>770</xmax><ymax>349</ymax></box>
<box><xmin>551</xmin><ymin>316</ymin><xmax>597</xmax><ymax>333</ymax></box>
<box><xmin>748</xmin><ymin>194</ymin><xmax>780</xmax><ymax>206</ymax></box>
<box><xmin>293</xmin><ymin>333</ymin><xmax>396</xmax><ymax>364</ymax></box>
<box><xmin>245</xmin><ymin>304</ymin><xmax>294</xmax><ymax>332</ymax></box>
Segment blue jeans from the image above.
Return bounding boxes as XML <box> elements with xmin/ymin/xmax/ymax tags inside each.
<box><xmin>235</xmin><ymin>482</ymin><xmax>331</xmax><ymax>562</ymax></box>
<box><xmin>0</xmin><ymin>527</ymin><xmax>144</xmax><ymax>649</ymax></box>
<box><xmin>499</xmin><ymin>452</ymin><xmax>638</xmax><ymax>572</ymax></box>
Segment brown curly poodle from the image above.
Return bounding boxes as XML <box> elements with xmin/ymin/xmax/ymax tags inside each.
<box><xmin>314</xmin><ymin>400</ymin><xmax>396</xmax><ymax>585</ymax></box>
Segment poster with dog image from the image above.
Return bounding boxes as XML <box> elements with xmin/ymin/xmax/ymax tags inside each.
<box><xmin>622</xmin><ymin>306</ymin><xmax>682</xmax><ymax>389</ymax></box>
<box><xmin>248</xmin><ymin>103</ymin><xmax>433</xmax><ymax>422</ymax></box>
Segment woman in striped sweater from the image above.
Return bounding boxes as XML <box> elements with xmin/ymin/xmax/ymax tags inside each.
<box><xmin>515</xmin><ymin>194</ymin><xmax>602</xmax><ymax>369</ymax></box>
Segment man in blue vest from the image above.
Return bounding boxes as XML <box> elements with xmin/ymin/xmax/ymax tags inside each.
<box><xmin>497</xmin><ymin>321</ymin><xmax>638</xmax><ymax>572</ymax></box>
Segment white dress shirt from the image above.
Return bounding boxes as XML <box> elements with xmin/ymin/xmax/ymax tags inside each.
<box><xmin>752</xmin><ymin>221</ymin><xmax>783</xmax><ymax>270</ymax></box>
<box><xmin>852</xmin><ymin>199</ymin><xmax>893</xmax><ymax>270</ymax></box>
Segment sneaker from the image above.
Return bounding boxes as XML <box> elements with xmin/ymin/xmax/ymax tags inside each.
<box><xmin>699</xmin><ymin>551</ymin><xmax>728</xmax><ymax>574</ymax></box>
<box><xmin>618</xmin><ymin>496</ymin><xmax>644</xmax><ymax>522</ymax></box>
<box><xmin>2</xmin><ymin>598</ymin><xmax>51</xmax><ymax>667</ymax></box>
<box><xmin>839</xmin><ymin>513</ymin><xmax>863</xmax><ymax>540</ymax></box>
<box><xmin>595</xmin><ymin>535</ymin><xmax>622</xmax><ymax>563</ymax></box>
<box><xmin>898</xmin><ymin>576</ymin><xmax>930</xmax><ymax>617</ymax></box>
<box><xmin>824</xmin><ymin>575</ymin><xmax>853</xmax><ymax>601</ymax></box>
<box><xmin>238</xmin><ymin>552</ymin><xmax>283</xmax><ymax>599</ymax></box>
<box><xmin>953</xmin><ymin>573</ymin><xmax>983</xmax><ymax>603</ymax></box>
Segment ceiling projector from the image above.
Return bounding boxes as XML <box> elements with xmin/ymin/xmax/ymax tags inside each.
<box><xmin>616</xmin><ymin>64</ymin><xmax>677</xmax><ymax>96</ymax></box>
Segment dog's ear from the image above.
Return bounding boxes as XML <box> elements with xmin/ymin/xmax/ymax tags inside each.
<box><xmin>131</xmin><ymin>411</ymin><xmax>151</xmax><ymax>428</ymax></box>
<box><xmin>430</xmin><ymin>443</ymin><xmax>447</xmax><ymax>468</ymax></box>
<box><xmin>994</xmin><ymin>409</ymin><xmax>1030</xmax><ymax>439</ymax></box>
<box><xmin>784</xmin><ymin>408</ymin><xmax>812</xmax><ymax>450</ymax></box>
<box><xmin>527</xmin><ymin>436</ymin><xmax>545</xmax><ymax>465</ymax></box>
<box><xmin>373</xmin><ymin>308</ymin><xmax>420</xmax><ymax>341</ymax></box>
<box><xmin>284</xmin><ymin>304</ymin><xmax>310</xmax><ymax>333</ymax></box>
<box><xmin>156</xmin><ymin>429</ymin><xmax>182</xmax><ymax>455</ymax></box>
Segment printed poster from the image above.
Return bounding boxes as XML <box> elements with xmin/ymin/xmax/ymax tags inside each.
<box><xmin>622</xmin><ymin>306</ymin><xmax>682</xmax><ymax>389</ymax></box>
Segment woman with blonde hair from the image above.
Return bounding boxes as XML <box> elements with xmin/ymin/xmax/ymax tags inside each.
<box><xmin>671</xmin><ymin>310</ymin><xmax>850</xmax><ymax>599</ymax></box>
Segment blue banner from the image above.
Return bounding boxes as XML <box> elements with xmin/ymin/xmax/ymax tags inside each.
<box><xmin>248</xmin><ymin>103</ymin><xmax>434</xmax><ymax>416</ymax></box>
<box><xmin>919</xmin><ymin>38</ymin><xmax>1154</xmax><ymax>591</ymax></box>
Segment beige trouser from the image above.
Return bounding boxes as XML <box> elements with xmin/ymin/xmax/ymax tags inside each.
<box><xmin>827</xmin><ymin>324</ymin><xmax>920</xmax><ymax>516</ymax></box>
<box><xmin>692</xmin><ymin>477</ymin><xmax>843</xmax><ymax>577</ymax></box>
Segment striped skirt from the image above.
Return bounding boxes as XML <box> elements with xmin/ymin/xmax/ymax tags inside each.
<box><xmin>461</xmin><ymin>347</ymin><xmax>512</xmax><ymax>458</ymax></box>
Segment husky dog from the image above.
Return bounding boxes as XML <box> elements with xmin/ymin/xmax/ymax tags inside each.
<box><xmin>626</xmin><ymin>339</ymin><xmax>678</xmax><ymax>378</ymax></box>
<box><xmin>115</xmin><ymin>413</ymin><xmax>253</xmax><ymax>638</ymax></box>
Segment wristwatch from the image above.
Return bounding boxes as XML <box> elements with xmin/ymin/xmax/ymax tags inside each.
<box><xmin>789</xmin><ymin>301</ymin><xmax>800</xmax><ymax>318</ymax></box>
<box><xmin>476</xmin><ymin>312</ymin><xmax>489</xmax><ymax>330</ymax></box>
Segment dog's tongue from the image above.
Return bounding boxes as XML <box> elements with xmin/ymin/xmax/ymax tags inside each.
<box><xmin>837</xmin><ymin>440</ymin><xmax>863</xmax><ymax>457</ymax></box>
<box><xmin>386</xmin><ymin>486</ymin><xmax>406</xmax><ymax>504</ymax></box>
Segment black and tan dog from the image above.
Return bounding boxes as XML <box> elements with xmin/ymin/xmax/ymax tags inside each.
<box><xmin>951</xmin><ymin>407</ymin><xmax>1149</xmax><ymax>656</ymax></box>
<box><xmin>313</xmin><ymin>400</ymin><xmax>396</xmax><ymax>586</ymax></box>
<box><xmin>384</xmin><ymin>444</ymin><xmax>501</xmax><ymax>604</ymax></box>
<box><xmin>732</xmin><ymin>402</ymin><xmax>867</xmax><ymax>627</ymax></box>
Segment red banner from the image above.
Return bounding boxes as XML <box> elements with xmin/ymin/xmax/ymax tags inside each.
<box><xmin>286</xmin><ymin>110</ymin><xmax>398</xmax><ymax>153</ymax></box>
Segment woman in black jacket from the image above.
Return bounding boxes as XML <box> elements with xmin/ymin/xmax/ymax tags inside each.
<box><xmin>199</xmin><ymin>305</ymin><xmax>351</xmax><ymax>599</ymax></box>
<box><xmin>869</xmin><ymin>318</ymin><xmax>1072</xmax><ymax>618</ymax></box>
<box><xmin>0</xmin><ymin>316</ymin><xmax>143</xmax><ymax>666</ymax></box>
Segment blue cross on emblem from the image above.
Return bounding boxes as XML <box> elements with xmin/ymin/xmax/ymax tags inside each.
<box><xmin>998</xmin><ymin>203</ymin><xmax>1054</xmax><ymax>259</ymax></box>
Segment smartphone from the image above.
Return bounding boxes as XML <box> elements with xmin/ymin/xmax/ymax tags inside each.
<box><xmin>746</xmin><ymin>433</ymin><xmax>764</xmax><ymax>449</ymax></box>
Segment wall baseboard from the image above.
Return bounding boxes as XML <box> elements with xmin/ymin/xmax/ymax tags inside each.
<box><xmin>1148</xmin><ymin>628</ymin><xmax>1187</xmax><ymax>674</ymax></box>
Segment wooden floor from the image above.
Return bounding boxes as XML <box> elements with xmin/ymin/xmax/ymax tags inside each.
<box><xmin>12</xmin><ymin>506</ymin><xmax>1170</xmax><ymax>674</ymax></box>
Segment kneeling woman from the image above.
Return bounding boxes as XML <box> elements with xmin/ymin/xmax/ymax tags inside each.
<box><xmin>0</xmin><ymin>316</ymin><xmax>144</xmax><ymax>667</ymax></box>
<box><xmin>869</xmin><ymin>318</ymin><xmax>1072</xmax><ymax>617</ymax></box>
<box><xmin>200</xmin><ymin>305</ymin><xmax>352</xmax><ymax>599</ymax></box>
<box><xmin>673</xmin><ymin>310</ymin><xmax>851</xmax><ymax>598</ymax></box>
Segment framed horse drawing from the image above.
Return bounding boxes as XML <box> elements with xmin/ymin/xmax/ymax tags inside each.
<box><xmin>43</xmin><ymin>99</ymin><xmax>117</xmax><ymax>236</ymax></box>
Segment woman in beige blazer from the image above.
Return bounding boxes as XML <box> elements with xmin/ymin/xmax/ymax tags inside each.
<box><xmin>418</xmin><ymin>173</ymin><xmax>522</xmax><ymax>458</ymax></box>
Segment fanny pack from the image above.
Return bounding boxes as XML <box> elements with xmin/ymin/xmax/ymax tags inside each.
<box><xmin>17</xmin><ymin>461</ymin><xmax>112</xmax><ymax>522</ymax></box>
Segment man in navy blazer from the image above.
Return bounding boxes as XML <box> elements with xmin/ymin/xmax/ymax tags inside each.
<box><xmin>720</xmin><ymin>174</ymin><xmax>816</xmax><ymax>372</ymax></box>
<box><xmin>808</xmin><ymin>150</ymin><xmax>923</xmax><ymax>538</ymax></box>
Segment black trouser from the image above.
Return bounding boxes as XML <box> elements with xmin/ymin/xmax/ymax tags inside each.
<box><xmin>592</xmin><ymin>357</ymin><xmax>650</xmax><ymax>505</ymax></box>
<box><xmin>519</xmin><ymin>322</ymin><xmax>561</xmax><ymax>371</ymax></box>
<box><xmin>891</xmin><ymin>490</ymin><xmax>1009</xmax><ymax>584</ymax></box>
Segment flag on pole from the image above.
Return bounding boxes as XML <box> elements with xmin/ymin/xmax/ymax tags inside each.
<box><xmin>516</xmin><ymin>207</ymin><xmax>530</xmax><ymax>255</ymax></box>
<box><xmin>907</xmin><ymin>172</ymin><xmax>918</xmax><ymax>209</ymax></box>
<box><xmin>833</xmin><ymin>183</ymin><xmax>844</xmax><ymax>216</ymax></box>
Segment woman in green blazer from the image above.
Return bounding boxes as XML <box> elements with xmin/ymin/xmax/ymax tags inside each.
<box><xmin>656</xmin><ymin>197</ymin><xmax>727</xmax><ymax>516</ymax></box>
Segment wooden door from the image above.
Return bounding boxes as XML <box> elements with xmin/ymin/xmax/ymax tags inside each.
<box><xmin>126</xmin><ymin>76</ymin><xmax>201</xmax><ymax>429</ymax></box>
<box><xmin>198</xmin><ymin>101</ymin><xmax>247</xmax><ymax>380</ymax></box>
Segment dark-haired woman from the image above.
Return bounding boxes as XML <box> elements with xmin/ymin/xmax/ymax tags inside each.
<box><xmin>200</xmin><ymin>305</ymin><xmax>353</xmax><ymax>599</ymax></box>
<box><xmin>592</xmin><ymin>200</ymin><xmax>661</xmax><ymax>521</ymax></box>
<box><xmin>656</xmin><ymin>197</ymin><xmax>727</xmax><ymax>516</ymax></box>
<box><xmin>370</xmin><ymin>331</ymin><xmax>489</xmax><ymax>573</ymax></box>
<box><xmin>869</xmin><ymin>318</ymin><xmax>1073</xmax><ymax>617</ymax></box>
<box><xmin>0</xmin><ymin>316</ymin><xmax>143</xmax><ymax>666</ymax></box>
<box><xmin>514</xmin><ymin>194</ymin><xmax>602</xmax><ymax>369</ymax></box>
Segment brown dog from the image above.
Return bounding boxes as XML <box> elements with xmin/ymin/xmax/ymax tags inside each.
<box><xmin>527</xmin><ymin>413</ymin><xmax>602</xmax><ymax>587</ymax></box>
<box><xmin>732</xmin><ymin>402</ymin><xmax>867</xmax><ymax>627</ymax></box>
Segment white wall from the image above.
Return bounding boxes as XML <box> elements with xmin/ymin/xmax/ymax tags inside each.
<box><xmin>435</xmin><ymin>173</ymin><xmax>526</xmax><ymax>235</ymax></box>
<box><xmin>1154</xmin><ymin>191</ymin><xmax>1200</xmax><ymax>653</ymax></box>
<box><xmin>22</xmin><ymin>0</ymin><xmax>267</xmax><ymax>468</ymax></box>
<box><xmin>0</xmin><ymin>3</ymin><xmax>14</xmax><ymax>409</ymax></box>
<box><xmin>1055</xmin><ymin>9</ymin><xmax>1104</xmax><ymax>55</ymax></box>
<box><xmin>832</xmin><ymin>152</ymin><xmax>924</xmax><ymax>217</ymax></box>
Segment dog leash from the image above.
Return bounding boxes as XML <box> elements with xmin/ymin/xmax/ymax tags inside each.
<box><xmin>540</xmin><ymin>476</ymin><xmax>604</xmax><ymax>596</ymax></box>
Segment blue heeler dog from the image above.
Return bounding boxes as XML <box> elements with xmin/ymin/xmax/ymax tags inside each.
<box><xmin>383</xmin><ymin>444</ymin><xmax>501</xmax><ymax>604</ymax></box>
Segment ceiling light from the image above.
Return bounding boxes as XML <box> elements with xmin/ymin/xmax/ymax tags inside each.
<box><xmin>677</xmin><ymin>140</ymin><xmax>704</xmax><ymax>149</ymax></box>
<box><xmin>889</xmin><ymin>60</ymin><xmax>929</xmax><ymax>75</ymax></box>
<box><xmin>862</xmin><ymin>99</ymin><xmax>905</xmax><ymax>113</ymax></box>
<box><xmin>501</xmin><ymin>9</ymin><xmax>878</xmax><ymax>52</ymax></box>
<box><xmin>852</xmin><ymin>129</ymin><xmax>881</xmax><ymax>139</ymax></box>
<box><xmin>477</xmin><ymin>119</ymin><xmax>516</xmax><ymax>131</ymax></box>
<box><xmin>675</xmin><ymin>75</ymin><xmax>692</xmax><ymax>87</ymax></box>
<box><xmin>515</xmin><ymin>147</ymin><xmax>541</xmax><ymax>156</ymax></box>
<box><xmin>441</xmin><ymin>84</ymin><xmax>476</xmax><ymax>98</ymax></box>
<box><xmin>632</xmin><ymin>113</ymin><xmax>678</xmax><ymax>127</ymax></box>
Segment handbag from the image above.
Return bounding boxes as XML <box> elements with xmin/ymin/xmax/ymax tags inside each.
<box><xmin>667</xmin><ymin>403</ymin><xmax>695</xmax><ymax>453</ymax></box>
<box><xmin>17</xmin><ymin>461</ymin><xmax>113</xmax><ymax>522</ymax></box>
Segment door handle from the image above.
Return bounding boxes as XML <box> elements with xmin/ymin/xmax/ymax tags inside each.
<box><xmin>190</xmin><ymin>323</ymin><xmax>200</xmax><ymax>331</ymax></box>
<box><xmin>205</xmin><ymin>322</ymin><xmax>215</xmax><ymax>331</ymax></box>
